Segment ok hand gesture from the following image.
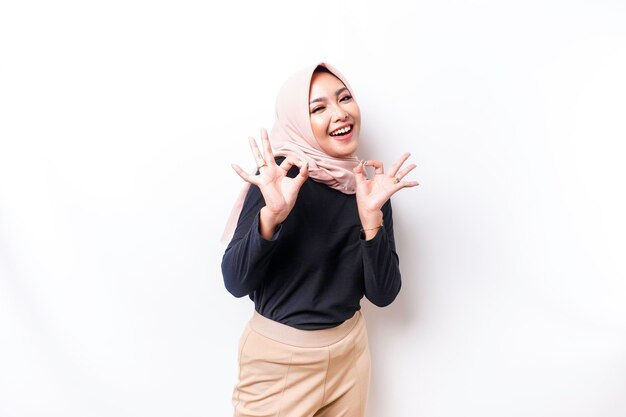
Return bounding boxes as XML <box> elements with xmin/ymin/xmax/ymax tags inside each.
<box><xmin>353</xmin><ymin>152</ymin><xmax>419</xmax><ymax>239</ymax></box>
<box><xmin>231</xmin><ymin>129</ymin><xmax>309</xmax><ymax>238</ymax></box>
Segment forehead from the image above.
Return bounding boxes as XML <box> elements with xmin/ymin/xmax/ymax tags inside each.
<box><xmin>309</xmin><ymin>72</ymin><xmax>348</xmax><ymax>98</ymax></box>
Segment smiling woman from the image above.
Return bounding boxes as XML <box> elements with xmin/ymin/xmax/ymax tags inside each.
<box><xmin>221</xmin><ymin>62</ymin><xmax>419</xmax><ymax>417</ymax></box>
<box><xmin>308</xmin><ymin>67</ymin><xmax>361</xmax><ymax>158</ymax></box>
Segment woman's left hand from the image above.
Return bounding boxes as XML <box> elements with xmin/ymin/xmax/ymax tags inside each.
<box><xmin>353</xmin><ymin>152</ymin><xmax>419</xmax><ymax>238</ymax></box>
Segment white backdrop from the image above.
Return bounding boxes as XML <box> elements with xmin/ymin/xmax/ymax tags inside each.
<box><xmin>1</xmin><ymin>1</ymin><xmax>625</xmax><ymax>416</ymax></box>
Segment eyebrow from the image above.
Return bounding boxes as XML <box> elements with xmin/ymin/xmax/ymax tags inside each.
<box><xmin>309</xmin><ymin>87</ymin><xmax>350</xmax><ymax>105</ymax></box>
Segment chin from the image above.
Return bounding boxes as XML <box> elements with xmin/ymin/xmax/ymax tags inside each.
<box><xmin>330</xmin><ymin>142</ymin><xmax>358</xmax><ymax>158</ymax></box>
<box><xmin>317</xmin><ymin>131</ymin><xmax>360</xmax><ymax>158</ymax></box>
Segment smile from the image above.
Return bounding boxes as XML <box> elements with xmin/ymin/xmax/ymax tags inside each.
<box><xmin>329</xmin><ymin>125</ymin><xmax>353</xmax><ymax>136</ymax></box>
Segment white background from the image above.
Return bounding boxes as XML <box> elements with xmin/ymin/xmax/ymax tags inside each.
<box><xmin>1</xmin><ymin>1</ymin><xmax>625</xmax><ymax>416</ymax></box>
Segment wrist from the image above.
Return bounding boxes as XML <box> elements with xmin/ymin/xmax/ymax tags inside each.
<box><xmin>359</xmin><ymin>210</ymin><xmax>383</xmax><ymax>230</ymax></box>
<box><xmin>360</xmin><ymin>220</ymin><xmax>383</xmax><ymax>232</ymax></box>
<box><xmin>259</xmin><ymin>207</ymin><xmax>283</xmax><ymax>239</ymax></box>
<box><xmin>360</xmin><ymin>220</ymin><xmax>383</xmax><ymax>241</ymax></box>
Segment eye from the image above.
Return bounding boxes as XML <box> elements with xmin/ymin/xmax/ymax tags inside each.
<box><xmin>311</xmin><ymin>106</ymin><xmax>325</xmax><ymax>114</ymax></box>
<box><xmin>339</xmin><ymin>94</ymin><xmax>352</xmax><ymax>102</ymax></box>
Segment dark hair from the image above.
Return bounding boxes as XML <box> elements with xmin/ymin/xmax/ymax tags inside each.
<box><xmin>313</xmin><ymin>65</ymin><xmax>336</xmax><ymax>76</ymax></box>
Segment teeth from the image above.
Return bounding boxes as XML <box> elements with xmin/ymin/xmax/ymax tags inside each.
<box><xmin>330</xmin><ymin>125</ymin><xmax>352</xmax><ymax>136</ymax></box>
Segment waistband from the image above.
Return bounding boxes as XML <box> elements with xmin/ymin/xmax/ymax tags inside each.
<box><xmin>249</xmin><ymin>311</ymin><xmax>362</xmax><ymax>348</ymax></box>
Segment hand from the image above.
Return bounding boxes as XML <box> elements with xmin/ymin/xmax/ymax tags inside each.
<box><xmin>231</xmin><ymin>128</ymin><xmax>309</xmax><ymax>237</ymax></box>
<box><xmin>353</xmin><ymin>152</ymin><xmax>418</xmax><ymax>238</ymax></box>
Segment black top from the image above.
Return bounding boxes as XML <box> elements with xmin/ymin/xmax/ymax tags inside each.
<box><xmin>221</xmin><ymin>160</ymin><xmax>402</xmax><ymax>330</ymax></box>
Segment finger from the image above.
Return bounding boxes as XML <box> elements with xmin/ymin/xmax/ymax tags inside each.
<box><xmin>298</xmin><ymin>160</ymin><xmax>309</xmax><ymax>178</ymax></box>
<box><xmin>293</xmin><ymin>160</ymin><xmax>309</xmax><ymax>186</ymax></box>
<box><xmin>387</xmin><ymin>152</ymin><xmax>411</xmax><ymax>177</ymax></box>
<box><xmin>260</xmin><ymin>128</ymin><xmax>276</xmax><ymax>166</ymax></box>
<box><xmin>396</xmin><ymin>180</ymin><xmax>420</xmax><ymax>189</ymax></box>
<box><xmin>395</xmin><ymin>163</ymin><xmax>417</xmax><ymax>180</ymax></box>
<box><xmin>248</xmin><ymin>137</ymin><xmax>265</xmax><ymax>166</ymax></box>
<box><xmin>364</xmin><ymin>160</ymin><xmax>384</xmax><ymax>175</ymax></box>
<box><xmin>231</xmin><ymin>163</ymin><xmax>259</xmax><ymax>185</ymax></box>
<box><xmin>384</xmin><ymin>180</ymin><xmax>419</xmax><ymax>198</ymax></box>
<box><xmin>279</xmin><ymin>156</ymin><xmax>295</xmax><ymax>172</ymax></box>
<box><xmin>279</xmin><ymin>155</ymin><xmax>304</xmax><ymax>174</ymax></box>
<box><xmin>352</xmin><ymin>161</ymin><xmax>367</xmax><ymax>183</ymax></box>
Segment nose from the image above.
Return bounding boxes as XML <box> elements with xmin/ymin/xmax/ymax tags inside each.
<box><xmin>331</xmin><ymin>106</ymin><xmax>349</xmax><ymax>122</ymax></box>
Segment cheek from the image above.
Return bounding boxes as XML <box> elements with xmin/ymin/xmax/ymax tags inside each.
<box><xmin>350</xmin><ymin>105</ymin><xmax>361</xmax><ymax>124</ymax></box>
<box><xmin>310</xmin><ymin>115</ymin><xmax>328</xmax><ymax>139</ymax></box>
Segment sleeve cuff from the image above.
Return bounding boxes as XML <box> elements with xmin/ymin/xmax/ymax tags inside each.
<box><xmin>360</xmin><ymin>226</ymin><xmax>386</xmax><ymax>247</ymax></box>
<box><xmin>253</xmin><ymin>211</ymin><xmax>283</xmax><ymax>242</ymax></box>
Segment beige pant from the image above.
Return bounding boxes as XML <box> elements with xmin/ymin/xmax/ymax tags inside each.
<box><xmin>232</xmin><ymin>311</ymin><xmax>371</xmax><ymax>417</ymax></box>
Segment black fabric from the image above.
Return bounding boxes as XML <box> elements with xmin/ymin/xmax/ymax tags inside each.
<box><xmin>221</xmin><ymin>159</ymin><xmax>402</xmax><ymax>330</ymax></box>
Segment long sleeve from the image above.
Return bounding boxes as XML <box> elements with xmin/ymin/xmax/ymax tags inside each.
<box><xmin>360</xmin><ymin>200</ymin><xmax>402</xmax><ymax>307</ymax></box>
<box><xmin>220</xmin><ymin>171</ymin><xmax>404</xmax><ymax>329</ymax></box>
<box><xmin>221</xmin><ymin>184</ymin><xmax>282</xmax><ymax>298</ymax></box>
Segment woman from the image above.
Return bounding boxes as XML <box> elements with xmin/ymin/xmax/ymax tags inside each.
<box><xmin>221</xmin><ymin>62</ymin><xmax>418</xmax><ymax>417</ymax></box>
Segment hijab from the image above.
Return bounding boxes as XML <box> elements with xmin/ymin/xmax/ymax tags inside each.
<box><xmin>221</xmin><ymin>62</ymin><xmax>361</xmax><ymax>244</ymax></box>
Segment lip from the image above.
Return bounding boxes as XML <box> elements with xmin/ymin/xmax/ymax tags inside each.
<box><xmin>329</xmin><ymin>123</ymin><xmax>352</xmax><ymax>135</ymax></box>
<box><xmin>330</xmin><ymin>128</ymin><xmax>353</xmax><ymax>141</ymax></box>
<box><xmin>328</xmin><ymin>123</ymin><xmax>354</xmax><ymax>141</ymax></box>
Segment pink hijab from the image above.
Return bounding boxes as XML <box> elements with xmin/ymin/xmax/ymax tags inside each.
<box><xmin>221</xmin><ymin>62</ymin><xmax>361</xmax><ymax>244</ymax></box>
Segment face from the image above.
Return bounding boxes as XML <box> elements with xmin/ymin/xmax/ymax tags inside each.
<box><xmin>309</xmin><ymin>71</ymin><xmax>361</xmax><ymax>158</ymax></box>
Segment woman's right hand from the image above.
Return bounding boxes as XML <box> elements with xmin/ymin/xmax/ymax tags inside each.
<box><xmin>231</xmin><ymin>128</ymin><xmax>309</xmax><ymax>238</ymax></box>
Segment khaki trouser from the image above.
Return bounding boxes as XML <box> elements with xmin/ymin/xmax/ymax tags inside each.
<box><xmin>232</xmin><ymin>310</ymin><xmax>371</xmax><ymax>417</ymax></box>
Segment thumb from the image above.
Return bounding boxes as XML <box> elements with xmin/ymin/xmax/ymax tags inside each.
<box><xmin>353</xmin><ymin>163</ymin><xmax>366</xmax><ymax>183</ymax></box>
<box><xmin>294</xmin><ymin>160</ymin><xmax>309</xmax><ymax>186</ymax></box>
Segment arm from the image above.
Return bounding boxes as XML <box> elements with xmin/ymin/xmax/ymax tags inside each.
<box><xmin>221</xmin><ymin>185</ymin><xmax>281</xmax><ymax>297</ymax></box>
<box><xmin>353</xmin><ymin>152</ymin><xmax>419</xmax><ymax>307</ymax></box>
<box><xmin>361</xmin><ymin>200</ymin><xmax>402</xmax><ymax>307</ymax></box>
<box><xmin>222</xmin><ymin>129</ymin><xmax>308</xmax><ymax>297</ymax></box>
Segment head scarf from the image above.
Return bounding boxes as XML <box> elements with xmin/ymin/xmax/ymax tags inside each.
<box><xmin>221</xmin><ymin>62</ymin><xmax>361</xmax><ymax>244</ymax></box>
